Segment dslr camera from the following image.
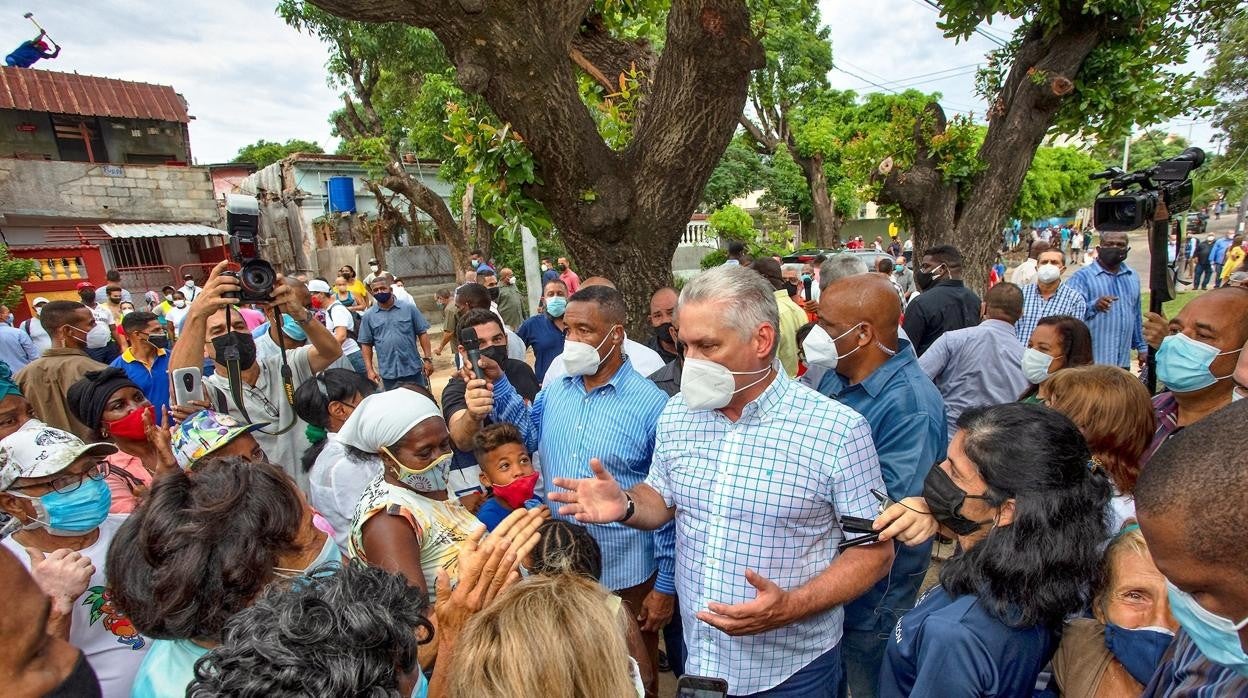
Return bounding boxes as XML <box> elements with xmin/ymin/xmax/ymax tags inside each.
<box><xmin>224</xmin><ymin>194</ymin><xmax>276</xmax><ymax>302</ymax></box>
<box><xmin>1091</xmin><ymin>147</ymin><xmax>1205</xmax><ymax>231</ymax></box>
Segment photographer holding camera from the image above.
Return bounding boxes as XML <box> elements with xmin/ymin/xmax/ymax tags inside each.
<box><xmin>169</xmin><ymin>259</ymin><xmax>342</xmax><ymax>491</ymax></box>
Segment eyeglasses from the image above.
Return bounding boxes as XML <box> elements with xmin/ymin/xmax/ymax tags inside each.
<box><xmin>9</xmin><ymin>460</ymin><xmax>107</xmax><ymax>494</ymax></box>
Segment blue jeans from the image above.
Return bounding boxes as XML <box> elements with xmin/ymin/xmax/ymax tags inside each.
<box><xmin>664</xmin><ymin>595</ymin><xmax>686</xmax><ymax>677</ymax></box>
<box><xmin>383</xmin><ymin>374</ymin><xmax>428</xmax><ymax>391</ymax></box>
<box><xmin>731</xmin><ymin>643</ymin><xmax>841</xmax><ymax>698</ymax></box>
<box><xmin>346</xmin><ymin>351</ymin><xmax>367</xmax><ymax>375</ymax></box>
<box><xmin>1195</xmin><ymin>263</ymin><xmax>1213</xmax><ymax>289</ymax></box>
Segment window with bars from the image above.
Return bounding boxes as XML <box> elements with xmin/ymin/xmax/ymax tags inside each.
<box><xmin>108</xmin><ymin>238</ymin><xmax>165</xmax><ymax>268</ymax></box>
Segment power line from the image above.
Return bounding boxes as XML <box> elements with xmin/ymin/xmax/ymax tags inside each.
<box><xmin>904</xmin><ymin>0</ymin><xmax>1009</xmax><ymax>47</ymax></box>
<box><xmin>832</xmin><ymin>65</ymin><xmax>981</xmax><ymax>116</ymax></box>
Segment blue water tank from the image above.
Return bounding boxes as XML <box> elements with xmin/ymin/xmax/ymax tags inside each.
<box><xmin>326</xmin><ymin>177</ymin><xmax>357</xmax><ymax>213</ymax></box>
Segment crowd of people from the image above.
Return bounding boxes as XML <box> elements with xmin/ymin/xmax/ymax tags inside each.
<box><xmin>0</xmin><ymin>229</ymin><xmax>1246</xmax><ymax>698</ymax></box>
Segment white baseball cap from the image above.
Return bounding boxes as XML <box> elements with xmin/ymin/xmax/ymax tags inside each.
<box><xmin>0</xmin><ymin>424</ymin><xmax>116</xmax><ymax>490</ymax></box>
<box><xmin>307</xmin><ymin>279</ymin><xmax>332</xmax><ymax>294</ymax></box>
<box><xmin>32</xmin><ymin>297</ymin><xmax>50</xmax><ymax>307</ymax></box>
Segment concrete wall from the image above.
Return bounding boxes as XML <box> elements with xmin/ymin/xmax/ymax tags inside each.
<box><xmin>0</xmin><ymin>110</ymin><xmax>56</xmax><ymax>159</ymax></box>
<box><xmin>97</xmin><ymin>118</ymin><xmax>189</xmax><ymax>163</ymax></box>
<box><xmin>0</xmin><ymin>159</ymin><xmax>218</xmax><ymax>223</ymax></box>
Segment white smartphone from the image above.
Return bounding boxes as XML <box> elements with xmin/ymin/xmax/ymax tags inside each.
<box><xmin>172</xmin><ymin>367</ymin><xmax>203</xmax><ymax>408</ymax></box>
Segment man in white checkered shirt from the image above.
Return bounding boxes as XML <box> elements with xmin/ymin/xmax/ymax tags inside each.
<box><xmin>551</xmin><ymin>266</ymin><xmax>893</xmax><ymax>696</ymax></box>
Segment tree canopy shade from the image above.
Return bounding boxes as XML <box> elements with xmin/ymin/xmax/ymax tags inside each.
<box><xmin>858</xmin><ymin>0</ymin><xmax>1239</xmax><ymax>291</ymax></box>
<box><xmin>306</xmin><ymin>0</ymin><xmax>765</xmax><ymax>333</ymax></box>
<box><xmin>231</xmin><ymin>138</ymin><xmax>324</xmax><ymax>169</ymax></box>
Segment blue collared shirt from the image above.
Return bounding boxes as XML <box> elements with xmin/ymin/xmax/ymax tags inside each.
<box><xmin>645</xmin><ymin>371</ymin><xmax>884</xmax><ymax>694</ymax></box>
<box><xmin>919</xmin><ymin>320</ymin><xmax>1031</xmax><ymax>440</ymax></box>
<box><xmin>1066</xmin><ymin>261</ymin><xmax>1146</xmax><ymax>367</ymax></box>
<box><xmin>110</xmin><ymin>348</ymin><xmax>171</xmax><ymax>415</ymax></box>
<box><xmin>492</xmin><ymin>358</ymin><xmax>675</xmax><ymax>594</ymax></box>
<box><xmin>516</xmin><ymin>314</ymin><xmax>565</xmax><ymax>383</ymax></box>
<box><xmin>1016</xmin><ymin>282</ymin><xmax>1088</xmax><ymax>343</ymax></box>
<box><xmin>817</xmin><ymin>340</ymin><xmax>948</xmax><ymax>634</ymax></box>
<box><xmin>357</xmin><ymin>301</ymin><xmax>430</xmax><ymax>379</ymax></box>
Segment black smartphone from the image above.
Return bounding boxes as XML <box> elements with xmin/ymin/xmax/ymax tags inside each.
<box><xmin>840</xmin><ymin>515</ymin><xmax>876</xmax><ymax>534</ymax></box>
<box><xmin>678</xmin><ymin>675</ymin><xmax>729</xmax><ymax>698</ymax></box>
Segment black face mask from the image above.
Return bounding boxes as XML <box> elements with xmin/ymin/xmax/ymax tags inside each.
<box><xmin>147</xmin><ymin>333</ymin><xmax>170</xmax><ymax>350</ymax></box>
<box><xmin>1098</xmin><ymin>246</ymin><xmax>1128</xmax><ymax>267</ymax></box>
<box><xmin>481</xmin><ymin>345</ymin><xmax>508</xmax><ymax>367</ymax></box>
<box><xmin>785</xmin><ymin>282</ymin><xmax>799</xmax><ymax>298</ymax></box>
<box><xmin>654</xmin><ymin>322</ymin><xmax>675</xmax><ymax>345</ymax></box>
<box><xmin>212</xmin><ymin>331</ymin><xmax>257</xmax><ymax>372</ymax></box>
<box><xmin>47</xmin><ymin>651</ymin><xmax>103</xmax><ymax>698</ymax></box>
<box><xmin>487</xmin><ymin>286</ymin><xmax>501</xmax><ymax>301</ymax></box>
<box><xmin>913</xmin><ymin>264</ymin><xmax>944</xmax><ymax>291</ymax></box>
<box><xmin>921</xmin><ymin>465</ymin><xmax>996</xmax><ymax>536</ymax></box>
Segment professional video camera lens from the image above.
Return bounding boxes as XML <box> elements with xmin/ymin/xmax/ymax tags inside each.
<box><xmin>239</xmin><ymin>259</ymin><xmax>276</xmax><ymax>299</ymax></box>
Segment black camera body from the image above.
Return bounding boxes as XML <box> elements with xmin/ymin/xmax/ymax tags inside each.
<box><xmin>1091</xmin><ymin>148</ymin><xmax>1204</xmax><ymax>232</ymax></box>
<box><xmin>225</xmin><ymin>194</ymin><xmax>276</xmax><ymax>303</ymax></box>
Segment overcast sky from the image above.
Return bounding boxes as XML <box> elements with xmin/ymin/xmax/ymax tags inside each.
<box><xmin>9</xmin><ymin>1</ymin><xmax>1217</xmax><ymax>163</ymax></box>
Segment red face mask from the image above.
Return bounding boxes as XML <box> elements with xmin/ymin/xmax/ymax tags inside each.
<box><xmin>310</xmin><ymin>295</ymin><xmax>324</xmax><ymax>309</ymax></box>
<box><xmin>491</xmin><ymin>472</ymin><xmax>540</xmax><ymax>510</ymax></box>
<box><xmin>106</xmin><ymin>404</ymin><xmax>153</xmax><ymax>441</ymax></box>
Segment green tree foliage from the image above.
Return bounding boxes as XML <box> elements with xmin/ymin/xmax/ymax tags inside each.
<box><xmin>1014</xmin><ymin>146</ymin><xmax>1103</xmax><ymax>220</ymax></box>
<box><xmin>702</xmin><ymin>137</ymin><xmax>768</xmax><ymax>210</ymax></box>
<box><xmin>231</xmin><ymin>138</ymin><xmax>324</xmax><ymax>169</ymax></box>
<box><xmin>0</xmin><ymin>247</ymin><xmax>38</xmax><ymax>309</ymax></box>
<box><xmin>707</xmin><ymin>204</ymin><xmax>756</xmax><ymax>241</ymax></box>
<box><xmin>1091</xmin><ymin>129</ymin><xmax>1191</xmax><ymax>172</ymax></box>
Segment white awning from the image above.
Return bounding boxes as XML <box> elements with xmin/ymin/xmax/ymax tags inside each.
<box><xmin>99</xmin><ymin>223</ymin><xmax>226</xmax><ymax>239</ymax></box>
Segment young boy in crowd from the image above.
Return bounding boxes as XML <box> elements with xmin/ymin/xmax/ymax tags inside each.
<box><xmin>473</xmin><ymin>422</ymin><xmax>543</xmax><ymax>531</ymax></box>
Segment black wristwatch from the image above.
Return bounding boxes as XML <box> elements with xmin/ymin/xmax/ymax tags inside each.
<box><xmin>620</xmin><ymin>492</ymin><xmax>636</xmax><ymax>522</ymax></box>
<box><xmin>422</xmin><ymin>357</ymin><xmax>433</xmax><ymax>363</ymax></box>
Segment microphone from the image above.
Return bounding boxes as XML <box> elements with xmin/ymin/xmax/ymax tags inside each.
<box><xmin>459</xmin><ymin>327</ymin><xmax>485</xmax><ymax>380</ymax></box>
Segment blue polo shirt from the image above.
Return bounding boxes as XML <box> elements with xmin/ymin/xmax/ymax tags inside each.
<box><xmin>357</xmin><ymin>301</ymin><xmax>430</xmax><ymax>380</ymax></box>
<box><xmin>110</xmin><ymin>348</ymin><xmax>171</xmax><ymax>415</ymax></box>
<box><xmin>880</xmin><ymin>585</ymin><xmax>1054</xmax><ymax>697</ymax></box>
<box><xmin>817</xmin><ymin>339</ymin><xmax>948</xmax><ymax>634</ymax></box>
<box><xmin>516</xmin><ymin>314</ymin><xmax>565</xmax><ymax>383</ymax></box>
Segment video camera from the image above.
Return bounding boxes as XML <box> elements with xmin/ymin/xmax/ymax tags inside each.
<box><xmin>224</xmin><ymin>194</ymin><xmax>276</xmax><ymax>302</ymax></box>
<box><xmin>1091</xmin><ymin>147</ymin><xmax>1205</xmax><ymax>231</ymax></box>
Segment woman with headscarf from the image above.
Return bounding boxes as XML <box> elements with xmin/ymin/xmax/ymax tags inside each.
<box><xmin>0</xmin><ymin>361</ymin><xmax>38</xmax><ymax>440</ymax></box>
<box><xmin>340</xmin><ymin>389</ymin><xmax>481</xmax><ymax>599</ymax></box>
<box><xmin>67</xmin><ymin>368</ymin><xmax>176</xmax><ymax>514</ymax></box>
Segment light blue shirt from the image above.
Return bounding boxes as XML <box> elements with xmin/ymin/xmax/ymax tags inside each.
<box><xmin>1066</xmin><ymin>261</ymin><xmax>1146</xmax><ymax>367</ymax></box>
<box><xmin>1016</xmin><ymin>282</ymin><xmax>1088</xmax><ymax>344</ymax></box>
<box><xmin>1211</xmin><ymin>237</ymin><xmax>1233</xmax><ymax>264</ymax></box>
<box><xmin>645</xmin><ymin>372</ymin><xmax>884</xmax><ymax>695</ymax></box>
<box><xmin>919</xmin><ymin>319</ymin><xmax>1031</xmax><ymax>440</ymax></box>
<box><xmin>357</xmin><ymin>301</ymin><xmax>430</xmax><ymax>379</ymax></box>
<box><xmin>817</xmin><ymin>339</ymin><xmax>948</xmax><ymax>634</ymax></box>
<box><xmin>130</xmin><ymin>639</ymin><xmax>209</xmax><ymax>698</ymax></box>
<box><xmin>492</xmin><ymin>357</ymin><xmax>675</xmax><ymax>594</ymax></box>
<box><xmin>0</xmin><ymin>324</ymin><xmax>38</xmax><ymax>372</ymax></box>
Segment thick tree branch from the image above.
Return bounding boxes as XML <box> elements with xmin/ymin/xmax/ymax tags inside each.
<box><xmin>739</xmin><ymin>115</ymin><xmax>778</xmax><ymax>152</ymax></box>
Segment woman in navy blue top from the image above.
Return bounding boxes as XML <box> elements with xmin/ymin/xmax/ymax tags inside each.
<box><xmin>879</xmin><ymin>403</ymin><xmax>1112</xmax><ymax>696</ymax></box>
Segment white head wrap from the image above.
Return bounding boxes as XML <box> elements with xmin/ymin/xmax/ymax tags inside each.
<box><xmin>337</xmin><ymin>389</ymin><xmax>442</xmax><ymax>453</ymax></box>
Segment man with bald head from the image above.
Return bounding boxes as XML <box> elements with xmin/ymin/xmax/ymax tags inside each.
<box><xmin>812</xmin><ymin>273</ymin><xmax>947</xmax><ymax>698</ymax></box>
<box><xmin>644</xmin><ymin>286</ymin><xmax>680</xmax><ymax>364</ymax></box>
<box><xmin>541</xmin><ymin>276</ymin><xmax>665</xmax><ymax>381</ymax></box>
<box><xmin>495</xmin><ymin>267</ymin><xmax>526</xmax><ymax>329</ymax></box>
<box><xmin>1141</xmin><ymin>286</ymin><xmax>1248</xmax><ymax>462</ymax></box>
<box><xmin>918</xmin><ymin>282</ymin><xmax>1029</xmax><ymax>440</ymax></box>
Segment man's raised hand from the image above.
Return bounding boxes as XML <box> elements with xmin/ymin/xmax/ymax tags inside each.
<box><xmin>548</xmin><ymin>458</ymin><xmax>629</xmax><ymax>524</ymax></box>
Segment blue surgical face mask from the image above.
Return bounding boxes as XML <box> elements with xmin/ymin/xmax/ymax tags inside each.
<box><xmin>1167</xmin><ymin>581</ymin><xmax>1248</xmax><ymax>677</ymax></box>
<box><xmin>11</xmin><ymin>476</ymin><xmax>112</xmax><ymax>536</ymax></box>
<box><xmin>280</xmin><ymin>314</ymin><xmax>307</xmax><ymax>342</ymax></box>
<box><xmin>1103</xmin><ymin>623</ymin><xmax>1175</xmax><ymax>685</ymax></box>
<box><xmin>273</xmin><ymin>533</ymin><xmax>342</xmax><ymax>580</ymax></box>
<box><xmin>1156</xmin><ymin>333</ymin><xmax>1241</xmax><ymax>393</ymax></box>
<box><xmin>545</xmin><ymin>296</ymin><xmax>567</xmax><ymax>318</ymax></box>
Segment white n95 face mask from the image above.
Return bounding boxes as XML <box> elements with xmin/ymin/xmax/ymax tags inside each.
<box><xmin>1021</xmin><ymin>348</ymin><xmax>1055</xmax><ymax>384</ymax></box>
<box><xmin>680</xmin><ymin>358</ymin><xmax>773</xmax><ymax>411</ymax></box>
<box><xmin>802</xmin><ymin>323</ymin><xmax>865</xmax><ymax>370</ymax></box>
<box><xmin>563</xmin><ymin>325</ymin><xmax>620</xmax><ymax>376</ymax></box>
<box><xmin>1036</xmin><ymin>264</ymin><xmax>1062</xmax><ymax>284</ymax></box>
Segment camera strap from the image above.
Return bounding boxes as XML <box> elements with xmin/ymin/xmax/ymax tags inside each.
<box><xmin>221</xmin><ymin>304</ymin><xmax>298</xmax><ymax>436</ymax></box>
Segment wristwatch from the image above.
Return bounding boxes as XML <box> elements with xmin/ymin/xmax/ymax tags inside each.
<box><xmin>620</xmin><ymin>492</ymin><xmax>636</xmax><ymax>522</ymax></box>
<box><xmin>422</xmin><ymin>357</ymin><xmax>433</xmax><ymax>363</ymax></box>
<box><xmin>295</xmin><ymin>309</ymin><xmax>314</xmax><ymax>324</ymax></box>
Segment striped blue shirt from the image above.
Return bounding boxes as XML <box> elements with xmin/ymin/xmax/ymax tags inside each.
<box><xmin>492</xmin><ymin>358</ymin><xmax>675</xmax><ymax>593</ymax></box>
<box><xmin>1016</xmin><ymin>282</ymin><xmax>1088</xmax><ymax>343</ymax></box>
<box><xmin>645</xmin><ymin>371</ymin><xmax>884</xmax><ymax>694</ymax></box>
<box><xmin>1065</xmin><ymin>261</ymin><xmax>1146</xmax><ymax>367</ymax></box>
<box><xmin>1143</xmin><ymin>628</ymin><xmax>1248</xmax><ymax>697</ymax></box>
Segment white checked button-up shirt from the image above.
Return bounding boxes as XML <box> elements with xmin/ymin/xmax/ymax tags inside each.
<box><xmin>645</xmin><ymin>371</ymin><xmax>883</xmax><ymax>694</ymax></box>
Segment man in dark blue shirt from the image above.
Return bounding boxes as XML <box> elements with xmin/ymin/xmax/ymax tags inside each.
<box><xmin>814</xmin><ymin>274</ymin><xmax>948</xmax><ymax>698</ymax></box>
<box><xmin>108</xmin><ymin>312</ymin><xmax>171</xmax><ymax>415</ymax></box>
<box><xmin>5</xmin><ymin>34</ymin><xmax>59</xmax><ymax>68</ymax></box>
<box><xmin>358</xmin><ymin>275</ymin><xmax>431</xmax><ymax>390</ymax></box>
<box><xmin>516</xmin><ymin>278</ymin><xmax>568</xmax><ymax>383</ymax></box>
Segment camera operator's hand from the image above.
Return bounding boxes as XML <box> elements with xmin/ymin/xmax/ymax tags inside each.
<box><xmin>1143</xmin><ymin>311</ymin><xmax>1167</xmax><ymax>350</ymax></box>
<box><xmin>190</xmin><ymin>259</ymin><xmax>242</xmax><ymax>320</ymax></box>
<box><xmin>269</xmin><ymin>274</ymin><xmax>306</xmax><ymax>317</ymax></box>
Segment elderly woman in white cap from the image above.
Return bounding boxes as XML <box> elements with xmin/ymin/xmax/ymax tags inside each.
<box><xmin>341</xmin><ymin>388</ymin><xmax>481</xmax><ymax>598</ymax></box>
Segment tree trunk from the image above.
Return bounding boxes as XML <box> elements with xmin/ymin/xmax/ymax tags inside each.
<box><xmin>877</xmin><ymin>17</ymin><xmax>1108</xmax><ymax>295</ymax></box>
<box><xmin>310</xmin><ymin>0</ymin><xmax>764</xmax><ymax>337</ymax></box>
<box><xmin>797</xmin><ymin>152</ymin><xmax>839</xmax><ymax>248</ymax></box>
<box><xmin>374</xmin><ymin>163</ymin><xmax>475</xmax><ymax>279</ymax></box>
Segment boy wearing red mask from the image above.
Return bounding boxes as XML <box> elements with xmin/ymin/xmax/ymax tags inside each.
<box><xmin>473</xmin><ymin>422</ymin><xmax>545</xmax><ymax>531</ymax></box>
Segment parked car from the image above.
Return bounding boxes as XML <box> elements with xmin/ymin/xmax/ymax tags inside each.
<box><xmin>782</xmin><ymin>248</ymin><xmax>904</xmax><ymax>270</ymax></box>
<box><xmin>1186</xmin><ymin>211</ymin><xmax>1208</xmax><ymax>236</ymax></box>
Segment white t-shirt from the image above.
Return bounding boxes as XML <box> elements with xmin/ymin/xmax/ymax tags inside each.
<box><xmin>87</xmin><ymin>305</ymin><xmax>113</xmax><ymax>348</ymax></box>
<box><xmin>542</xmin><ymin>336</ymin><xmax>665</xmax><ymax>382</ymax></box>
<box><xmin>22</xmin><ymin>315</ymin><xmax>52</xmax><ymax>355</ymax></box>
<box><xmin>309</xmin><ymin>433</ymin><xmax>382</xmax><ymax>550</ymax></box>
<box><xmin>323</xmin><ymin>302</ymin><xmax>361</xmax><ymax>356</ymax></box>
<box><xmin>180</xmin><ymin>282</ymin><xmax>199</xmax><ymax>301</ymax></box>
<box><xmin>165</xmin><ymin>304</ymin><xmax>190</xmax><ymax>333</ymax></box>
<box><xmin>2</xmin><ymin>515</ymin><xmax>150</xmax><ymax>698</ymax></box>
<box><xmin>205</xmin><ymin>346</ymin><xmax>315</xmax><ymax>492</ymax></box>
